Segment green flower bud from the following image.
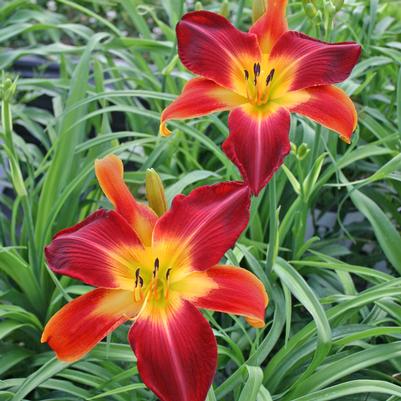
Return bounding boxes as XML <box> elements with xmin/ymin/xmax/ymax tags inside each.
<box><xmin>252</xmin><ymin>0</ymin><xmax>266</xmax><ymax>23</ymax></box>
<box><xmin>219</xmin><ymin>0</ymin><xmax>229</xmax><ymax>18</ymax></box>
<box><xmin>297</xmin><ymin>143</ymin><xmax>310</xmax><ymax>161</ymax></box>
<box><xmin>194</xmin><ymin>1</ymin><xmax>202</xmax><ymax>11</ymax></box>
<box><xmin>146</xmin><ymin>168</ymin><xmax>167</xmax><ymax>217</ymax></box>
<box><xmin>304</xmin><ymin>3</ymin><xmax>318</xmax><ymax>19</ymax></box>
<box><xmin>9</xmin><ymin>156</ymin><xmax>27</xmax><ymax>197</ymax></box>
<box><xmin>0</xmin><ymin>75</ymin><xmax>17</xmax><ymax>103</ymax></box>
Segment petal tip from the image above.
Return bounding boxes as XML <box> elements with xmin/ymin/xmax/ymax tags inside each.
<box><xmin>160</xmin><ymin>122</ymin><xmax>172</xmax><ymax>137</ymax></box>
<box><xmin>40</xmin><ymin>332</ymin><xmax>48</xmax><ymax>344</ymax></box>
<box><xmin>95</xmin><ymin>154</ymin><xmax>124</xmax><ymax>179</ymax></box>
<box><xmin>246</xmin><ymin>316</ymin><xmax>266</xmax><ymax>328</ymax></box>
<box><xmin>340</xmin><ymin>135</ymin><xmax>351</xmax><ymax>144</ymax></box>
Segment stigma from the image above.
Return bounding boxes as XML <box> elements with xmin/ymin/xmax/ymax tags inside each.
<box><xmin>244</xmin><ymin>63</ymin><xmax>275</xmax><ymax>106</ymax></box>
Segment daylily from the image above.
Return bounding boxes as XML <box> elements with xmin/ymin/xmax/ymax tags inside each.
<box><xmin>41</xmin><ymin>155</ymin><xmax>268</xmax><ymax>401</ymax></box>
<box><xmin>160</xmin><ymin>0</ymin><xmax>361</xmax><ymax>195</ymax></box>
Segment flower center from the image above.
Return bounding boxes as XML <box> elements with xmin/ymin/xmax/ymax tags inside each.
<box><xmin>244</xmin><ymin>62</ymin><xmax>275</xmax><ymax>106</ymax></box>
<box><xmin>133</xmin><ymin>257</ymin><xmax>173</xmax><ymax>303</ymax></box>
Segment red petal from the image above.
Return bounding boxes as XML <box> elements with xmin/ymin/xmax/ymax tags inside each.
<box><xmin>223</xmin><ymin>105</ymin><xmax>291</xmax><ymax>195</ymax></box>
<box><xmin>290</xmin><ymin>85</ymin><xmax>358</xmax><ymax>143</ymax></box>
<box><xmin>160</xmin><ymin>77</ymin><xmax>247</xmax><ymax>136</ymax></box>
<box><xmin>95</xmin><ymin>155</ymin><xmax>157</xmax><ymax>246</ymax></box>
<box><xmin>42</xmin><ymin>288</ymin><xmax>139</xmax><ymax>362</ymax></box>
<box><xmin>152</xmin><ymin>182</ymin><xmax>251</xmax><ymax>271</ymax></box>
<box><xmin>270</xmin><ymin>31</ymin><xmax>361</xmax><ymax>91</ymax></box>
<box><xmin>249</xmin><ymin>0</ymin><xmax>288</xmax><ymax>54</ymax></box>
<box><xmin>45</xmin><ymin>209</ymin><xmax>143</xmax><ymax>289</ymax></box>
<box><xmin>177</xmin><ymin>11</ymin><xmax>260</xmax><ymax>95</ymax></box>
<box><xmin>129</xmin><ymin>300</ymin><xmax>217</xmax><ymax>401</ymax></box>
<box><xmin>193</xmin><ymin>265</ymin><xmax>268</xmax><ymax>328</ymax></box>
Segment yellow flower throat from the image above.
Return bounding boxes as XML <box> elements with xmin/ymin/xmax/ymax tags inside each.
<box><xmin>244</xmin><ymin>62</ymin><xmax>275</xmax><ymax>106</ymax></box>
<box><xmin>133</xmin><ymin>257</ymin><xmax>172</xmax><ymax>303</ymax></box>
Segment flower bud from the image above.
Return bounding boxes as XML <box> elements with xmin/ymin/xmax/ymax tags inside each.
<box><xmin>304</xmin><ymin>2</ymin><xmax>318</xmax><ymax>18</ymax></box>
<box><xmin>9</xmin><ymin>156</ymin><xmax>27</xmax><ymax>197</ymax></box>
<box><xmin>297</xmin><ymin>143</ymin><xmax>310</xmax><ymax>161</ymax></box>
<box><xmin>252</xmin><ymin>0</ymin><xmax>266</xmax><ymax>22</ymax></box>
<box><xmin>219</xmin><ymin>0</ymin><xmax>229</xmax><ymax>18</ymax></box>
<box><xmin>194</xmin><ymin>1</ymin><xmax>202</xmax><ymax>11</ymax></box>
<box><xmin>145</xmin><ymin>168</ymin><xmax>167</xmax><ymax>217</ymax></box>
<box><xmin>0</xmin><ymin>75</ymin><xmax>17</xmax><ymax>103</ymax></box>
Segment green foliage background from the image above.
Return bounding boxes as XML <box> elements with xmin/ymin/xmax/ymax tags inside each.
<box><xmin>0</xmin><ymin>0</ymin><xmax>401</xmax><ymax>400</ymax></box>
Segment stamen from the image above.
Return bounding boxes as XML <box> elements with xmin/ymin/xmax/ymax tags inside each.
<box><xmin>134</xmin><ymin>268</ymin><xmax>144</xmax><ymax>302</ymax></box>
<box><xmin>244</xmin><ymin>69</ymin><xmax>249</xmax><ymax>80</ymax></box>
<box><xmin>164</xmin><ymin>268</ymin><xmax>172</xmax><ymax>299</ymax></box>
<box><xmin>153</xmin><ymin>258</ymin><xmax>159</xmax><ymax>278</ymax></box>
<box><xmin>134</xmin><ymin>286</ymin><xmax>142</xmax><ymax>302</ymax></box>
<box><xmin>253</xmin><ymin>62</ymin><xmax>260</xmax><ymax>85</ymax></box>
<box><xmin>134</xmin><ymin>268</ymin><xmax>141</xmax><ymax>287</ymax></box>
<box><xmin>253</xmin><ymin>62</ymin><xmax>261</xmax><ymax>76</ymax></box>
<box><xmin>266</xmin><ymin>68</ymin><xmax>275</xmax><ymax>86</ymax></box>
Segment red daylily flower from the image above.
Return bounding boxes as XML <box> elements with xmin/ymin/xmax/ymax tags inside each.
<box><xmin>41</xmin><ymin>155</ymin><xmax>268</xmax><ymax>401</ymax></box>
<box><xmin>160</xmin><ymin>0</ymin><xmax>361</xmax><ymax>195</ymax></box>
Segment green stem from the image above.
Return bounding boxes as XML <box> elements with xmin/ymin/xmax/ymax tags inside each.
<box><xmin>1</xmin><ymin>99</ymin><xmax>39</xmax><ymax>277</ymax></box>
<box><xmin>309</xmin><ymin>124</ymin><xmax>322</xmax><ymax>170</ymax></box>
<box><xmin>266</xmin><ymin>175</ymin><xmax>278</xmax><ymax>275</ymax></box>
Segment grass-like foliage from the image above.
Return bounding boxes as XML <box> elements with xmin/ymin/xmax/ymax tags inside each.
<box><xmin>1</xmin><ymin>0</ymin><xmax>401</xmax><ymax>400</ymax></box>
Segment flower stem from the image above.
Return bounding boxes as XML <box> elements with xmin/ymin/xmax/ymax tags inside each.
<box><xmin>266</xmin><ymin>175</ymin><xmax>278</xmax><ymax>275</ymax></box>
<box><xmin>1</xmin><ymin>87</ymin><xmax>39</xmax><ymax>276</ymax></box>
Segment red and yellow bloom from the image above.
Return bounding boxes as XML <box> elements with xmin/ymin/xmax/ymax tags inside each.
<box><xmin>42</xmin><ymin>155</ymin><xmax>268</xmax><ymax>401</ymax></box>
<box><xmin>160</xmin><ymin>0</ymin><xmax>361</xmax><ymax>195</ymax></box>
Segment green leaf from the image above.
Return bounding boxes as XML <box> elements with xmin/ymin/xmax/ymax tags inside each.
<box><xmin>11</xmin><ymin>357</ymin><xmax>68</xmax><ymax>401</ymax></box>
<box><xmin>238</xmin><ymin>366</ymin><xmax>264</xmax><ymax>401</ymax></box>
<box><xmin>346</xmin><ymin>184</ymin><xmax>401</xmax><ymax>273</ymax></box>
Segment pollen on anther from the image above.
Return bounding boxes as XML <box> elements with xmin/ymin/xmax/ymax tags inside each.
<box><xmin>253</xmin><ymin>62</ymin><xmax>261</xmax><ymax>76</ymax></box>
<box><xmin>266</xmin><ymin>68</ymin><xmax>275</xmax><ymax>86</ymax></box>
<box><xmin>134</xmin><ymin>268</ymin><xmax>141</xmax><ymax>287</ymax></box>
<box><xmin>244</xmin><ymin>69</ymin><xmax>249</xmax><ymax>80</ymax></box>
<box><xmin>166</xmin><ymin>268</ymin><xmax>172</xmax><ymax>280</ymax></box>
<box><xmin>153</xmin><ymin>258</ymin><xmax>160</xmax><ymax>278</ymax></box>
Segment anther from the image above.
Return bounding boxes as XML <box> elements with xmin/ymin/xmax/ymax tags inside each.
<box><xmin>153</xmin><ymin>258</ymin><xmax>159</xmax><ymax>278</ymax></box>
<box><xmin>253</xmin><ymin>62</ymin><xmax>261</xmax><ymax>85</ymax></box>
<box><xmin>134</xmin><ymin>268</ymin><xmax>143</xmax><ymax>302</ymax></box>
<box><xmin>266</xmin><ymin>68</ymin><xmax>275</xmax><ymax>86</ymax></box>
<box><xmin>253</xmin><ymin>62</ymin><xmax>261</xmax><ymax>76</ymax></box>
<box><xmin>244</xmin><ymin>69</ymin><xmax>249</xmax><ymax>80</ymax></box>
<box><xmin>164</xmin><ymin>268</ymin><xmax>172</xmax><ymax>299</ymax></box>
<box><xmin>134</xmin><ymin>268</ymin><xmax>141</xmax><ymax>287</ymax></box>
